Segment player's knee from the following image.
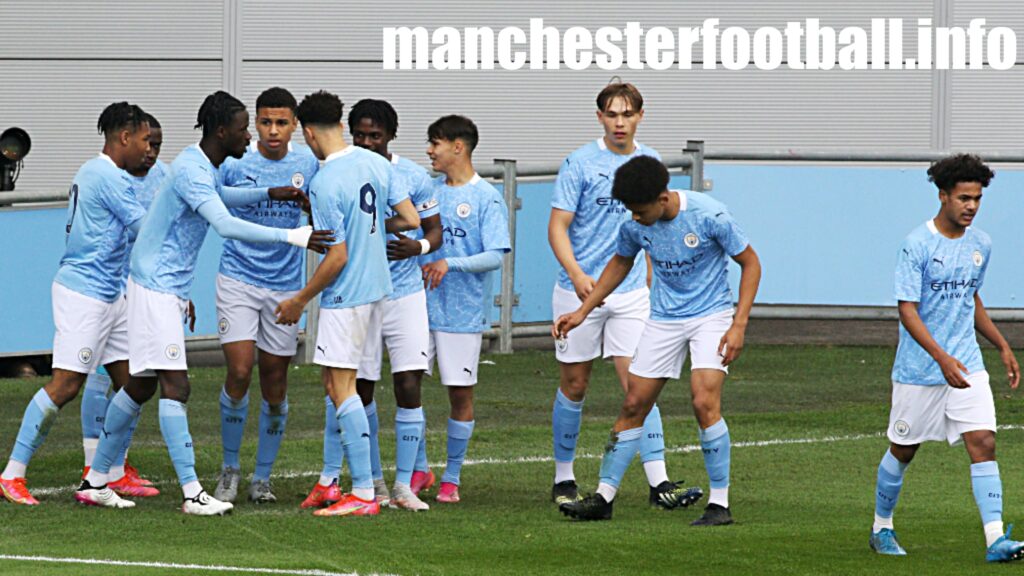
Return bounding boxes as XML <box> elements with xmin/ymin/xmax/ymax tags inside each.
<box><xmin>225</xmin><ymin>363</ymin><xmax>253</xmax><ymax>390</ymax></box>
<box><xmin>560</xmin><ymin>376</ymin><xmax>589</xmax><ymax>401</ymax></box>
<box><xmin>393</xmin><ymin>377</ymin><xmax>422</xmax><ymax>408</ymax></box>
<box><xmin>356</xmin><ymin>379</ymin><xmax>375</xmax><ymax>406</ymax></box>
<box><xmin>260</xmin><ymin>384</ymin><xmax>287</xmax><ymax>406</ymax></box>
<box><xmin>621</xmin><ymin>393</ymin><xmax>649</xmax><ymax>421</ymax></box>
<box><xmin>691</xmin><ymin>394</ymin><xmax>719</xmax><ymax>422</ymax></box>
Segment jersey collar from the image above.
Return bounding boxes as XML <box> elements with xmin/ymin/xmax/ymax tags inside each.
<box><xmin>671</xmin><ymin>189</ymin><xmax>688</xmax><ymax>211</ymax></box>
<box><xmin>596</xmin><ymin>138</ymin><xmax>642</xmax><ymax>153</ymax></box>
<box><xmin>249</xmin><ymin>141</ymin><xmax>293</xmax><ymax>154</ymax></box>
<box><xmin>97</xmin><ymin>153</ymin><xmax>117</xmax><ymax>168</ymax></box>
<box><xmin>323</xmin><ymin>145</ymin><xmax>357</xmax><ymax>165</ymax></box>
<box><xmin>391</xmin><ymin>153</ymin><xmax>401</xmax><ymax>166</ymax></box>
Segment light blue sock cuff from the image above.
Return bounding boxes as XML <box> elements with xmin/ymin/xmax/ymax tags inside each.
<box><xmin>324</xmin><ymin>395</ymin><xmax>335</xmax><ymax>409</ymax></box>
<box><xmin>617</xmin><ymin>427</ymin><xmax>643</xmax><ymax>443</ymax></box>
<box><xmin>33</xmin><ymin>389</ymin><xmax>57</xmax><ymax>412</ymax></box>
<box><xmin>555</xmin><ymin>389</ymin><xmax>584</xmax><ymax>410</ymax></box>
<box><xmin>396</xmin><ymin>407</ymin><xmax>425</xmax><ymax>423</ymax></box>
<box><xmin>85</xmin><ymin>373</ymin><xmax>112</xmax><ymax>392</ymax></box>
<box><xmin>220</xmin><ymin>388</ymin><xmax>248</xmax><ymax>410</ymax></box>
<box><xmin>699</xmin><ymin>419</ymin><xmax>728</xmax><ymax>443</ymax></box>
<box><xmin>881</xmin><ymin>450</ymin><xmax>909</xmax><ymax>476</ymax></box>
<box><xmin>971</xmin><ymin>460</ymin><xmax>999</xmax><ymax>477</ymax></box>
<box><xmin>364</xmin><ymin>400</ymin><xmax>377</xmax><ymax>417</ymax></box>
<box><xmin>338</xmin><ymin>395</ymin><xmax>362</xmax><ymax>416</ymax></box>
<box><xmin>111</xmin><ymin>389</ymin><xmax>141</xmax><ymax>415</ymax></box>
<box><xmin>159</xmin><ymin>398</ymin><xmax>187</xmax><ymax>417</ymax></box>
<box><xmin>448</xmin><ymin>419</ymin><xmax>475</xmax><ymax>440</ymax></box>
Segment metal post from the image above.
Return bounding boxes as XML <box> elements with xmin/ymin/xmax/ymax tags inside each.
<box><xmin>684</xmin><ymin>140</ymin><xmax>705</xmax><ymax>192</ymax></box>
<box><xmin>494</xmin><ymin>159</ymin><xmax>520</xmax><ymax>354</ymax></box>
<box><xmin>301</xmin><ymin>251</ymin><xmax>321</xmax><ymax>364</ymax></box>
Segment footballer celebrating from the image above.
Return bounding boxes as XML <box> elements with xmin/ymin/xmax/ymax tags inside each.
<box><xmin>556</xmin><ymin>156</ymin><xmax>760</xmax><ymax>523</ymax></box>
<box><xmin>868</xmin><ymin>154</ymin><xmax>1023</xmax><ymax>562</ymax></box>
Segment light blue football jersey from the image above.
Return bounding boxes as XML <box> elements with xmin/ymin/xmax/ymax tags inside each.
<box><xmin>218</xmin><ymin>142</ymin><xmax>319</xmax><ymax>292</ymax></box>
<box><xmin>131</xmin><ymin>145</ymin><xmax>241</xmax><ymax>299</ymax></box>
<box><xmin>617</xmin><ymin>191</ymin><xmax>749</xmax><ymax>321</ymax></box>
<box><xmin>551</xmin><ymin>138</ymin><xmax>659</xmax><ymax>294</ymax></box>
<box><xmin>310</xmin><ymin>146</ymin><xmax>404</xmax><ymax>309</ymax></box>
<box><xmin>120</xmin><ymin>159</ymin><xmax>169</xmax><ymax>288</ymax></box>
<box><xmin>423</xmin><ymin>174</ymin><xmax>511</xmax><ymax>333</ymax></box>
<box><xmin>387</xmin><ymin>154</ymin><xmax>439</xmax><ymax>300</ymax></box>
<box><xmin>54</xmin><ymin>154</ymin><xmax>147</xmax><ymax>303</ymax></box>
<box><xmin>891</xmin><ymin>220</ymin><xmax>991</xmax><ymax>385</ymax></box>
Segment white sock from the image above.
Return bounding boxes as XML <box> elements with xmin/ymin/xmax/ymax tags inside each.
<box><xmin>985</xmin><ymin>520</ymin><xmax>1005</xmax><ymax>548</ymax></box>
<box><xmin>554</xmin><ymin>461</ymin><xmax>575</xmax><ymax>484</ymax></box>
<box><xmin>595</xmin><ymin>482</ymin><xmax>617</xmax><ymax>503</ymax></box>
<box><xmin>643</xmin><ymin>460</ymin><xmax>669</xmax><ymax>487</ymax></box>
<box><xmin>108</xmin><ymin>465</ymin><xmax>125</xmax><ymax>483</ymax></box>
<box><xmin>353</xmin><ymin>487</ymin><xmax>374</xmax><ymax>501</ymax></box>
<box><xmin>84</xmin><ymin>468</ymin><xmax>107</xmax><ymax>487</ymax></box>
<box><xmin>2</xmin><ymin>460</ymin><xmax>27</xmax><ymax>480</ymax></box>
<box><xmin>873</xmin><ymin>514</ymin><xmax>895</xmax><ymax>533</ymax></box>
<box><xmin>318</xmin><ymin>474</ymin><xmax>336</xmax><ymax>487</ymax></box>
<box><xmin>82</xmin><ymin>438</ymin><xmax>98</xmax><ymax>468</ymax></box>
<box><xmin>182</xmin><ymin>480</ymin><xmax>202</xmax><ymax>500</ymax></box>
<box><xmin>709</xmin><ymin>486</ymin><xmax>729</xmax><ymax>508</ymax></box>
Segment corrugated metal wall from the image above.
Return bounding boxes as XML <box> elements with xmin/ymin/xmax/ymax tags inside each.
<box><xmin>1</xmin><ymin>0</ymin><xmax>1019</xmax><ymax>192</ymax></box>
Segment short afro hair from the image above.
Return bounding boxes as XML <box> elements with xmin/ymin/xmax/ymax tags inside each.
<box><xmin>256</xmin><ymin>87</ymin><xmax>298</xmax><ymax>112</ymax></box>
<box><xmin>928</xmin><ymin>153</ymin><xmax>994</xmax><ymax>192</ymax></box>
<box><xmin>612</xmin><ymin>156</ymin><xmax>669</xmax><ymax>205</ymax></box>
<box><xmin>295</xmin><ymin>90</ymin><xmax>344</xmax><ymax>127</ymax></box>
<box><xmin>427</xmin><ymin>115</ymin><xmax>478</xmax><ymax>153</ymax></box>
<box><xmin>348</xmin><ymin>99</ymin><xmax>399</xmax><ymax>138</ymax></box>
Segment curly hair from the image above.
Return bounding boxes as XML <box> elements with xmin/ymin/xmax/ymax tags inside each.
<box><xmin>927</xmin><ymin>153</ymin><xmax>994</xmax><ymax>192</ymax></box>
<box><xmin>612</xmin><ymin>156</ymin><xmax>669</xmax><ymax>205</ymax></box>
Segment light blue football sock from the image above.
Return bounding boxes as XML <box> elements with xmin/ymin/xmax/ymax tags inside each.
<box><xmin>219</xmin><ymin>388</ymin><xmax>248</xmax><ymax>470</ymax></box>
<box><xmin>365</xmin><ymin>401</ymin><xmax>383</xmax><ymax>481</ymax></box>
<box><xmin>91</xmin><ymin>389</ymin><xmax>140</xmax><ymax>475</ymax></box>
<box><xmin>971</xmin><ymin>460</ymin><xmax>1003</xmax><ymax>525</ymax></box>
<box><xmin>253</xmin><ymin>398</ymin><xmax>288</xmax><ymax>482</ymax></box>
<box><xmin>640</xmin><ymin>403</ymin><xmax>666</xmax><ymax>464</ymax></box>
<box><xmin>337</xmin><ymin>395</ymin><xmax>373</xmax><ymax>491</ymax></box>
<box><xmin>159</xmin><ymin>399</ymin><xmax>198</xmax><ymax>486</ymax></box>
<box><xmin>80</xmin><ymin>372</ymin><xmax>111</xmax><ymax>443</ymax></box>
<box><xmin>442</xmin><ymin>419</ymin><xmax>475</xmax><ymax>486</ymax></box>
<box><xmin>395</xmin><ymin>407</ymin><xmax>425</xmax><ymax>486</ymax></box>
<box><xmin>700</xmin><ymin>419</ymin><xmax>731</xmax><ymax>489</ymax></box>
<box><xmin>414</xmin><ymin>409</ymin><xmax>429</xmax><ymax>473</ymax></box>
<box><xmin>8</xmin><ymin>389</ymin><xmax>60</xmax><ymax>468</ymax></box>
<box><xmin>552</xmin><ymin>389</ymin><xmax>584</xmax><ymax>464</ymax></box>
<box><xmin>597</xmin><ymin>427</ymin><xmax>642</xmax><ymax>489</ymax></box>
<box><xmin>111</xmin><ymin>408</ymin><xmax>141</xmax><ymax>469</ymax></box>
<box><xmin>874</xmin><ymin>449</ymin><xmax>908</xmax><ymax>519</ymax></box>
<box><xmin>321</xmin><ymin>396</ymin><xmax>343</xmax><ymax>482</ymax></box>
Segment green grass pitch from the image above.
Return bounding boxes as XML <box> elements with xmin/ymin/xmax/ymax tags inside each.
<box><xmin>0</xmin><ymin>345</ymin><xmax>1022</xmax><ymax>575</ymax></box>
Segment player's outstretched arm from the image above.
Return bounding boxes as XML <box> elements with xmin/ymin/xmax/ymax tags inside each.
<box><xmin>388</xmin><ymin>214</ymin><xmax>442</xmax><ymax>261</ymax></box>
<box><xmin>553</xmin><ymin>254</ymin><xmax>633</xmax><ymax>339</ymax></box>
<box><xmin>548</xmin><ymin>208</ymin><xmax>594</xmax><ymax>301</ymax></box>
<box><xmin>719</xmin><ymin>245</ymin><xmax>762</xmax><ymax>366</ymax></box>
<box><xmin>197</xmin><ymin>200</ymin><xmax>332</xmax><ymax>252</ymax></box>
<box><xmin>384</xmin><ymin>198</ymin><xmax>421</xmax><ymax>234</ymax></box>
<box><xmin>220</xmin><ymin>185</ymin><xmax>309</xmax><ymax>209</ymax></box>
<box><xmin>974</xmin><ymin>293</ymin><xmax>1020</xmax><ymax>389</ymax></box>
<box><xmin>275</xmin><ymin>242</ymin><xmax>348</xmax><ymax>325</ymax></box>
<box><xmin>898</xmin><ymin>300</ymin><xmax>971</xmax><ymax>388</ymax></box>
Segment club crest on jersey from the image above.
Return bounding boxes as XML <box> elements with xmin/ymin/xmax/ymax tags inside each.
<box><xmin>165</xmin><ymin>344</ymin><xmax>182</xmax><ymax>361</ymax></box>
<box><xmin>218</xmin><ymin>318</ymin><xmax>230</xmax><ymax>335</ymax></box>
<box><xmin>291</xmin><ymin>172</ymin><xmax>304</xmax><ymax>188</ymax></box>
<box><xmin>78</xmin><ymin>347</ymin><xmax>93</xmax><ymax>365</ymax></box>
<box><xmin>456</xmin><ymin>203</ymin><xmax>472</xmax><ymax>218</ymax></box>
<box><xmin>684</xmin><ymin>233</ymin><xmax>700</xmax><ymax>248</ymax></box>
<box><xmin>973</xmin><ymin>250</ymin><xmax>983</xmax><ymax>267</ymax></box>
<box><xmin>556</xmin><ymin>336</ymin><xmax>568</xmax><ymax>353</ymax></box>
<box><xmin>893</xmin><ymin>420</ymin><xmax>910</xmax><ymax>437</ymax></box>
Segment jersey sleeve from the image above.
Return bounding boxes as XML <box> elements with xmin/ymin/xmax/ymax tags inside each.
<box><xmin>707</xmin><ymin>209</ymin><xmax>750</xmax><ymax>257</ymax></box>
<box><xmin>481</xmin><ymin>192</ymin><xmax>511</xmax><ymax>253</ymax></box>
<box><xmin>100</xmin><ymin>177</ymin><xmax>147</xmax><ymax>229</ymax></box>
<box><xmin>894</xmin><ymin>238</ymin><xmax>925</xmax><ymax>302</ymax></box>
<box><xmin>177</xmin><ymin>163</ymin><xmax>221</xmax><ymax>212</ymax></box>
<box><xmin>550</xmin><ymin>157</ymin><xmax>583</xmax><ymax>212</ymax></box>
<box><xmin>312</xmin><ymin>185</ymin><xmax>346</xmax><ymax>247</ymax></box>
<box><xmin>381</xmin><ymin>168</ymin><xmax>406</xmax><ymax>208</ymax></box>
<box><xmin>412</xmin><ymin>170</ymin><xmax>440</xmax><ymax>218</ymax></box>
<box><xmin>976</xmin><ymin>241</ymin><xmax>992</xmax><ymax>291</ymax></box>
<box><xmin>615</xmin><ymin>223</ymin><xmax>641</xmax><ymax>259</ymax></box>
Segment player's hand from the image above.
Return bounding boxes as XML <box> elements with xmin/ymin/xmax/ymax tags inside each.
<box><xmin>422</xmin><ymin>259</ymin><xmax>449</xmax><ymax>290</ymax></box>
<box><xmin>185</xmin><ymin>300</ymin><xmax>196</xmax><ymax>333</ymax></box>
<box><xmin>268</xmin><ymin>186</ymin><xmax>309</xmax><ymax>210</ymax></box>
<box><xmin>306</xmin><ymin>229</ymin><xmax>334</xmax><ymax>254</ymax></box>
<box><xmin>937</xmin><ymin>353</ymin><xmax>971</xmax><ymax>388</ymax></box>
<box><xmin>387</xmin><ymin>232</ymin><xmax>421</xmax><ymax>261</ymax></box>
<box><xmin>570</xmin><ymin>273</ymin><xmax>597</xmax><ymax>301</ymax></box>
<box><xmin>275</xmin><ymin>297</ymin><xmax>305</xmax><ymax>326</ymax></box>
<box><xmin>552</xmin><ymin>310</ymin><xmax>586</xmax><ymax>340</ymax></box>
<box><xmin>718</xmin><ymin>324</ymin><xmax>746</xmax><ymax>366</ymax></box>
<box><xmin>999</xmin><ymin>348</ymin><xmax>1020</xmax><ymax>390</ymax></box>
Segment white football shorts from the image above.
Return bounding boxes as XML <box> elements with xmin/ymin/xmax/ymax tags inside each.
<box><xmin>126</xmin><ymin>277</ymin><xmax>189</xmax><ymax>376</ymax></box>
<box><xmin>357</xmin><ymin>290</ymin><xmax>430</xmax><ymax>381</ymax></box>
<box><xmin>313</xmin><ymin>300</ymin><xmax>384</xmax><ymax>370</ymax></box>
<box><xmin>50</xmin><ymin>282</ymin><xmax>126</xmax><ymax>373</ymax></box>
<box><xmin>552</xmin><ymin>284</ymin><xmax>649</xmax><ymax>363</ymax></box>
<box><xmin>215</xmin><ymin>273</ymin><xmax>300</xmax><ymax>357</ymax></box>
<box><xmin>629</xmin><ymin>310</ymin><xmax>734</xmax><ymax>379</ymax></box>
<box><xmin>888</xmin><ymin>371</ymin><xmax>996</xmax><ymax>446</ymax></box>
<box><xmin>426</xmin><ymin>331</ymin><xmax>483</xmax><ymax>387</ymax></box>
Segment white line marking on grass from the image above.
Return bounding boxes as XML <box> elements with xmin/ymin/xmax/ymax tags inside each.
<box><xmin>28</xmin><ymin>424</ymin><xmax>1024</xmax><ymax>497</ymax></box>
<box><xmin>0</xmin><ymin>554</ymin><xmax>391</xmax><ymax>576</ymax></box>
